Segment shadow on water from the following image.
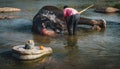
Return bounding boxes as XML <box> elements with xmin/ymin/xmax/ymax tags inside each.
<box><xmin>0</xmin><ymin>51</ymin><xmax>14</xmax><ymax>60</ymax></box>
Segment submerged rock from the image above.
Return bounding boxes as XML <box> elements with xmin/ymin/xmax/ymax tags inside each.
<box><xmin>0</xmin><ymin>15</ymin><xmax>20</xmax><ymax>19</ymax></box>
<box><xmin>94</xmin><ymin>7</ymin><xmax>119</xmax><ymax>13</ymax></box>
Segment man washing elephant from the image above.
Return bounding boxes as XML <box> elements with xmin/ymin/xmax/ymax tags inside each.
<box><xmin>63</xmin><ymin>5</ymin><xmax>106</xmax><ymax>35</ymax></box>
<box><xmin>32</xmin><ymin>5</ymin><xmax>106</xmax><ymax>36</ymax></box>
<box><xmin>63</xmin><ymin>5</ymin><xmax>81</xmax><ymax>35</ymax></box>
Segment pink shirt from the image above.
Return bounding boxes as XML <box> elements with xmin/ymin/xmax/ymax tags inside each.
<box><xmin>63</xmin><ymin>8</ymin><xmax>78</xmax><ymax>17</ymax></box>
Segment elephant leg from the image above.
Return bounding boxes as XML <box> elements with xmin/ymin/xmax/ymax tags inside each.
<box><xmin>78</xmin><ymin>17</ymin><xmax>106</xmax><ymax>29</ymax></box>
<box><xmin>91</xmin><ymin>25</ymin><xmax>101</xmax><ymax>31</ymax></box>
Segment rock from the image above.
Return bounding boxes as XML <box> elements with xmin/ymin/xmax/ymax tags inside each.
<box><xmin>0</xmin><ymin>15</ymin><xmax>20</xmax><ymax>19</ymax></box>
<box><xmin>94</xmin><ymin>7</ymin><xmax>119</xmax><ymax>13</ymax></box>
<box><xmin>24</xmin><ymin>40</ymin><xmax>35</xmax><ymax>49</ymax></box>
<box><xmin>0</xmin><ymin>7</ymin><xmax>21</xmax><ymax>13</ymax></box>
<box><xmin>12</xmin><ymin>45</ymin><xmax>53</xmax><ymax>60</ymax></box>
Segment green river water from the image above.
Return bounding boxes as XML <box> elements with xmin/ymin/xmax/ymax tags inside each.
<box><xmin>0</xmin><ymin>0</ymin><xmax>120</xmax><ymax>69</ymax></box>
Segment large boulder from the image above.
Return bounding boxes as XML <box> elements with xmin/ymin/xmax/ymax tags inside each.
<box><xmin>32</xmin><ymin>6</ymin><xmax>106</xmax><ymax>35</ymax></box>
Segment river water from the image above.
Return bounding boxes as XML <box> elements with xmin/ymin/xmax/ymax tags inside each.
<box><xmin>0</xmin><ymin>0</ymin><xmax>120</xmax><ymax>69</ymax></box>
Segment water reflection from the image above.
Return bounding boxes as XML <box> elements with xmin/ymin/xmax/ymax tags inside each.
<box><xmin>0</xmin><ymin>50</ymin><xmax>53</xmax><ymax>69</ymax></box>
<box><xmin>64</xmin><ymin>36</ymin><xmax>80</xmax><ymax>68</ymax></box>
<box><xmin>64</xmin><ymin>36</ymin><xmax>78</xmax><ymax>54</ymax></box>
<box><xmin>33</xmin><ymin>34</ymin><xmax>51</xmax><ymax>45</ymax></box>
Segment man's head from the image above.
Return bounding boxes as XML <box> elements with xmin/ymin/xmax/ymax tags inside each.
<box><xmin>63</xmin><ymin>5</ymin><xmax>68</xmax><ymax>9</ymax></box>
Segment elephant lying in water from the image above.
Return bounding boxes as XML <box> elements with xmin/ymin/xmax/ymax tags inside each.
<box><xmin>32</xmin><ymin>6</ymin><xmax>106</xmax><ymax>36</ymax></box>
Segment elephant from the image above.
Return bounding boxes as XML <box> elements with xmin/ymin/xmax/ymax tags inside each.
<box><xmin>32</xmin><ymin>5</ymin><xmax>106</xmax><ymax>36</ymax></box>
